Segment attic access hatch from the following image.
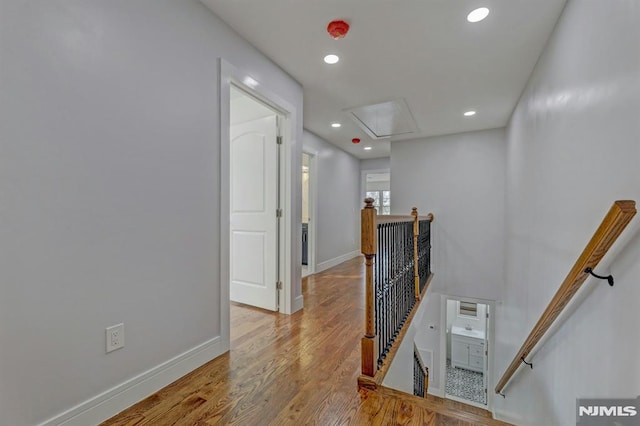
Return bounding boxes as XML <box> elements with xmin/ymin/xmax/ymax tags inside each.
<box><xmin>345</xmin><ymin>98</ymin><xmax>419</xmax><ymax>140</ymax></box>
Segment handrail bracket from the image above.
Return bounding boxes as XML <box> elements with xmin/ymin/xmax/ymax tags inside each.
<box><xmin>584</xmin><ymin>267</ymin><xmax>614</xmax><ymax>286</ymax></box>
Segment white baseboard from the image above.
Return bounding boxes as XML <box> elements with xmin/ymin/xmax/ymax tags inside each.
<box><xmin>316</xmin><ymin>250</ymin><xmax>361</xmax><ymax>273</ymax></box>
<box><xmin>40</xmin><ymin>336</ymin><xmax>227</xmax><ymax>426</ymax></box>
<box><xmin>492</xmin><ymin>409</ymin><xmax>521</xmax><ymax>425</ymax></box>
<box><xmin>293</xmin><ymin>295</ymin><xmax>304</xmax><ymax>313</ymax></box>
<box><xmin>428</xmin><ymin>387</ymin><xmax>444</xmax><ymax>398</ymax></box>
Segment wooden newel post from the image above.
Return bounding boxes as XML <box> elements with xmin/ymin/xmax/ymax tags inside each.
<box><xmin>361</xmin><ymin>197</ymin><xmax>378</xmax><ymax>377</ymax></box>
<box><xmin>412</xmin><ymin>207</ymin><xmax>420</xmax><ymax>300</ymax></box>
<box><xmin>424</xmin><ymin>368</ymin><xmax>429</xmax><ymax>398</ymax></box>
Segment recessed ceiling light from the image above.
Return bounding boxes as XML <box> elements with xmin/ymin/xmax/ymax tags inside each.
<box><xmin>364</xmin><ymin>146</ymin><xmax>373</xmax><ymax>151</ymax></box>
<box><xmin>324</xmin><ymin>54</ymin><xmax>340</xmax><ymax>64</ymax></box>
<box><xmin>331</xmin><ymin>123</ymin><xmax>341</xmax><ymax>128</ymax></box>
<box><xmin>467</xmin><ymin>7</ymin><xmax>490</xmax><ymax>23</ymax></box>
<box><xmin>464</xmin><ymin>110</ymin><xmax>477</xmax><ymax>117</ymax></box>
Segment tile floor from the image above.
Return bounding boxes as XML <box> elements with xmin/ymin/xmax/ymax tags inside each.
<box><xmin>445</xmin><ymin>359</ymin><xmax>486</xmax><ymax>405</ymax></box>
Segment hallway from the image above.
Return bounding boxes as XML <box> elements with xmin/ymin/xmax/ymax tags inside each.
<box><xmin>102</xmin><ymin>257</ymin><xmax>505</xmax><ymax>425</ymax></box>
<box><xmin>102</xmin><ymin>258</ymin><xmax>365</xmax><ymax>425</ymax></box>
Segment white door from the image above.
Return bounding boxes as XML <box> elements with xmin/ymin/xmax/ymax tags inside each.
<box><xmin>230</xmin><ymin>115</ymin><xmax>279</xmax><ymax>311</ymax></box>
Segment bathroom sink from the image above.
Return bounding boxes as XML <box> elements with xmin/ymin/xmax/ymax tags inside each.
<box><xmin>451</xmin><ymin>325</ymin><xmax>485</xmax><ymax>340</ymax></box>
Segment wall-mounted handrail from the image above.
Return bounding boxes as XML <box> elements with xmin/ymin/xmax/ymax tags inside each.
<box><xmin>495</xmin><ymin>200</ymin><xmax>636</xmax><ymax>395</ymax></box>
<box><xmin>359</xmin><ymin>198</ymin><xmax>434</xmax><ymax>389</ymax></box>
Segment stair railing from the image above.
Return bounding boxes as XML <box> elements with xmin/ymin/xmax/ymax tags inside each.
<box><xmin>359</xmin><ymin>198</ymin><xmax>434</xmax><ymax>390</ymax></box>
<box><xmin>413</xmin><ymin>343</ymin><xmax>429</xmax><ymax>398</ymax></box>
<box><xmin>495</xmin><ymin>200</ymin><xmax>636</xmax><ymax>396</ymax></box>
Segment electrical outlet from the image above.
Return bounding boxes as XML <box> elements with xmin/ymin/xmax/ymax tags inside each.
<box><xmin>106</xmin><ymin>323</ymin><xmax>125</xmax><ymax>353</ymax></box>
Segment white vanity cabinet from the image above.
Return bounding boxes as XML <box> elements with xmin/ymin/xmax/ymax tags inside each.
<box><xmin>451</xmin><ymin>330</ymin><xmax>485</xmax><ymax>373</ymax></box>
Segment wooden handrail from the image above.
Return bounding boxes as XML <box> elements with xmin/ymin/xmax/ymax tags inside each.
<box><xmin>375</xmin><ymin>214</ymin><xmax>433</xmax><ymax>224</ymax></box>
<box><xmin>375</xmin><ymin>214</ymin><xmax>414</xmax><ymax>224</ymax></box>
<box><xmin>495</xmin><ymin>200</ymin><xmax>636</xmax><ymax>395</ymax></box>
<box><xmin>359</xmin><ymin>198</ymin><xmax>434</xmax><ymax>387</ymax></box>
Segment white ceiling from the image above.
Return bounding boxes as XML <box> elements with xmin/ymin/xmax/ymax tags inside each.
<box><xmin>202</xmin><ymin>0</ymin><xmax>566</xmax><ymax>159</ymax></box>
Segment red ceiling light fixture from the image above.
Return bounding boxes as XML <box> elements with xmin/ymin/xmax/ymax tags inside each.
<box><xmin>352</xmin><ymin>138</ymin><xmax>361</xmax><ymax>144</ymax></box>
<box><xmin>327</xmin><ymin>20</ymin><xmax>350</xmax><ymax>39</ymax></box>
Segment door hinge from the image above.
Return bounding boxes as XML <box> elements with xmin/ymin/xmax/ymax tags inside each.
<box><xmin>276</xmin><ymin>136</ymin><xmax>283</xmax><ymax>145</ymax></box>
<box><xmin>276</xmin><ymin>281</ymin><xmax>283</xmax><ymax>290</ymax></box>
<box><xmin>486</xmin><ymin>312</ymin><xmax>489</xmax><ymax>318</ymax></box>
<box><xmin>276</xmin><ymin>209</ymin><xmax>283</xmax><ymax>218</ymax></box>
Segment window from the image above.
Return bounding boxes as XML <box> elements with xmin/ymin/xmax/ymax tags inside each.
<box><xmin>366</xmin><ymin>190</ymin><xmax>391</xmax><ymax>215</ymax></box>
<box><xmin>458</xmin><ymin>301</ymin><xmax>478</xmax><ymax>318</ymax></box>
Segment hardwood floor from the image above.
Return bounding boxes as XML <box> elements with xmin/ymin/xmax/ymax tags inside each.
<box><xmin>102</xmin><ymin>257</ymin><xmax>510</xmax><ymax>426</ymax></box>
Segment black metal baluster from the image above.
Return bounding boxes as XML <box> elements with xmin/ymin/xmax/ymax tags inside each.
<box><xmin>384</xmin><ymin>223</ymin><xmax>388</xmax><ymax>361</ymax></box>
<box><xmin>394</xmin><ymin>223</ymin><xmax>399</xmax><ymax>342</ymax></box>
<box><xmin>383</xmin><ymin>223</ymin><xmax>389</xmax><ymax>360</ymax></box>
<box><xmin>401</xmin><ymin>224</ymin><xmax>404</xmax><ymax>329</ymax></box>
<box><xmin>379</xmin><ymin>223</ymin><xmax>383</xmax><ymax>364</ymax></box>
<box><xmin>382</xmin><ymin>223</ymin><xmax>386</xmax><ymax>359</ymax></box>
<box><xmin>403</xmin><ymin>223</ymin><xmax>407</xmax><ymax>323</ymax></box>
<box><xmin>427</xmin><ymin>220</ymin><xmax>431</xmax><ymax>279</ymax></box>
<box><xmin>374</xmin><ymin>219</ymin><xmax>432</xmax><ymax>367</ymax></box>
<box><xmin>390</xmin><ymin>222</ymin><xmax>394</xmax><ymax>352</ymax></box>
<box><xmin>375</xmin><ymin>224</ymin><xmax>381</xmax><ymax>366</ymax></box>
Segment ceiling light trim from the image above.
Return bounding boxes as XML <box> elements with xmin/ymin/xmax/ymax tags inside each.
<box><xmin>324</xmin><ymin>54</ymin><xmax>340</xmax><ymax>64</ymax></box>
<box><xmin>467</xmin><ymin>7</ymin><xmax>490</xmax><ymax>23</ymax></box>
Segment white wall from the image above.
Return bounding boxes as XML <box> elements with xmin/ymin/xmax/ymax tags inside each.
<box><xmin>390</xmin><ymin>129</ymin><xmax>504</xmax><ymax>396</ymax></box>
<box><xmin>495</xmin><ymin>0</ymin><xmax>640</xmax><ymax>424</ymax></box>
<box><xmin>388</xmin><ymin>130</ymin><xmax>504</xmax><ymax>394</ymax></box>
<box><xmin>302</xmin><ymin>131</ymin><xmax>360</xmax><ymax>270</ymax></box>
<box><xmin>361</xmin><ymin>157</ymin><xmax>390</xmax><ymax>172</ymax></box>
<box><xmin>391</xmin><ymin>128</ymin><xmax>506</xmax><ymax>301</ymax></box>
<box><xmin>0</xmin><ymin>1</ymin><xmax>302</xmax><ymax>425</ymax></box>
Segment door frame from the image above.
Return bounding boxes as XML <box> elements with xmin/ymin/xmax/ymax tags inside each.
<box><xmin>439</xmin><ymin>294</ymin><xmax>496</xmax><ymax>411</ymax></box>
<box><xmin>219</xmin><ymin>58</ymin><xmax>299</xmax><ymax>342</ymax></box>
<box><xmin>301</xmin><ymin>148</ymin><xmax>318</xmax><ymax>276</ymax></box>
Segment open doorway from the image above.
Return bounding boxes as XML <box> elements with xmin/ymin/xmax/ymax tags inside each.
<box><xmin>442</xmin><ymin>296</ymin><xmax>492</xmax><ymax>409</ymax></box>
<box><xmin>301</xmin><ymin>151</ymin><xmax>316</xmax><ymax>277</ymax></box>
<box><xmin>220</xmin><ymin>59</ymin><xmax>300</xmax><ymax>357</ymax></box>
